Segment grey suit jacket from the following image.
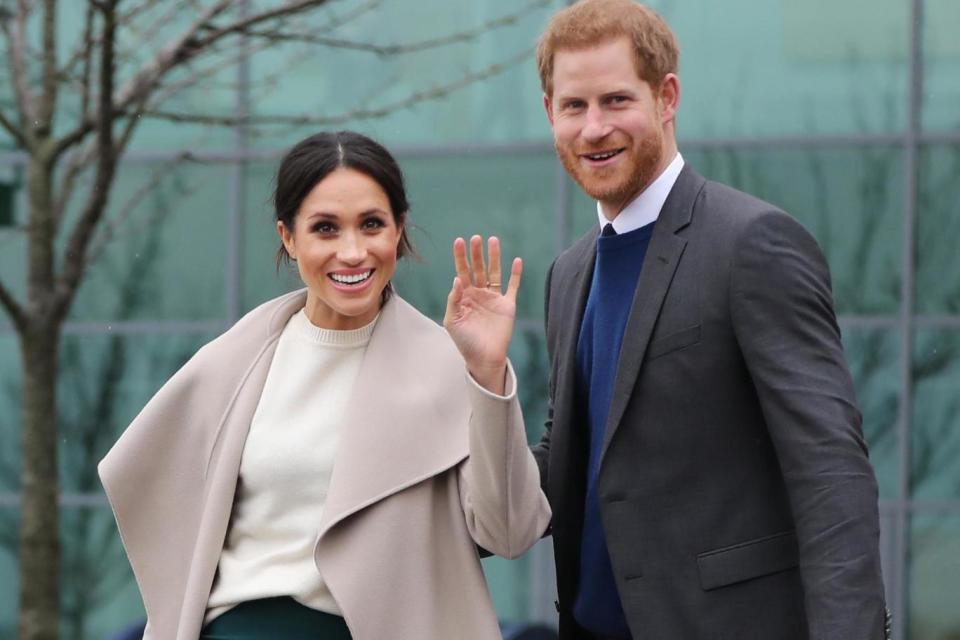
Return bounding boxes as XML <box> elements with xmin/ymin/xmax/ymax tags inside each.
<box><xmin>532</xmin><ymin>165</ymin><xmax>887</xmax><ymax>639</ymax></box>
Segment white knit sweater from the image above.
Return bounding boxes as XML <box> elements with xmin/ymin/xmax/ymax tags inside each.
<box><xmin>205</xmin><ymin>309</ymin><xmax>376</xmax><ymax>622</ymax></box>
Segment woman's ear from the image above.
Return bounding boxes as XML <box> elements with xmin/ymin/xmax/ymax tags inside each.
<box><xmin>277</xmin><ymin>220</ymin><xmax>296</xmax><ymax>260</ymax></box>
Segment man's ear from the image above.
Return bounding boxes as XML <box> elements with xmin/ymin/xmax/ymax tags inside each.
<box><xmin>657</xmin><ymin>73</ymin><xmax>680</xmax><ymax>124</ymax></box>
<box><xmin>543</xmin><ymin>93</ymin><xmax>555</xmax><ymax>127</ymax></box>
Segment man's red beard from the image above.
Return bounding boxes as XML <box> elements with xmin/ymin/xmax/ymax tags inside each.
<box><xmin>556</xmin><ymin>126</ymin><xmax>664</xmax><ymax>214</ymax></box>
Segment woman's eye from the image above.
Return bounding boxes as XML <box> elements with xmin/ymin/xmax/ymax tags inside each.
<box><xmin>363</xmin><ymin>217</ymin><xmax>386</xmax><ymax>229</ymax></box>
<box><xmin>312</xmin><ymin>222</ymin><xmax>336</xmax><ymax>234</ymax></box>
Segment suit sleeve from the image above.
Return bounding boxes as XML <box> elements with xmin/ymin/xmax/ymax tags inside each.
<box><xmin>729</xmin><ymin>210</ymin><xmax>887</xmax><ymax>638</ymax></box>
<box><xmin>457</xmin><ymin>361</ymin><xmax>552</xmax><ymax>559</ymax></box>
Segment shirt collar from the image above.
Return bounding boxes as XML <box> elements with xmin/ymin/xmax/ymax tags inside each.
<box><xmin>596</xmin><ymin>152</ymin><xmax>685</xmax><ymax>234</ymax></box>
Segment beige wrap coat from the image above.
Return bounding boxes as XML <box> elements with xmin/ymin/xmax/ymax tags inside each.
<box><xmin>99</xmin><ymin>290</ymin><xmax>551</xmax><ymax>640</ymax></box>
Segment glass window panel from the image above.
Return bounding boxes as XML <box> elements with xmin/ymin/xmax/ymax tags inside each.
<box><xmin>573</xmin><ymin>148</ymin><xmax>904</xmax><ymax>315</ymax></box>
<box><xmin>668</xmin><ymin>0</ymin><xmax>909</xmax><ymax>137</ymax></box>
<box><xmin>58</xmin><ymin>332</ymin><xmax>215</xmax><ymax>493</ymax></box>
<box><xmin>391</xmin><ymin>153</ymin><xmax>557</xmax><ymax>321</ymax></box>
<box><xmin>483</xmin><ymin>551</ymin><xmax>533</xmax><ymax>624</ymax></box>
<box><xmin>0</xmin><ymin>507</ymin><xmax>18</xmax><ymax>637</ymax></box>
<box><xmin>66</xmin><ymin>162</ymin><xmax>233</xmax><ymax>322</ymax></box>
<box><xmin>509</xmin><ymin>327</ymin><xmax>550</xmax><ymax>444</ymax></box>
<box><xmin>909</xmin><ymin>514</ymin><xmax>960</xmax><ymax>639</ymax></box>
<box><xmin>243</xmin><ymin>153</ymin><xmax>561</xmax><ymax>320</ymax></box>
<box><xmin>241</xmin><ymin>161</ymin><xmax>306</xmax><ymax>313</ymax></box>
<box><xmin>0</xmin><ymin>164</ymin><xmax>27</xmax><ymax>330</ymax></box>
<box><xmin>687</xmin><ymin>147</ymin><xmax>903</xmax><ymax>314</ymax></box>
<box><xmin>1</xmin><ymin>2</ymin><xmax>236</xmax><ymax>152</ymax></box>
<box><xmin>916</xmin><ymin>145</ymin><xmax>960</xmax><ymax>314</ymax></box>
<box><xmin>878</xmin><ymin>507</ymin><xmax>897</xmax><ymax>607</ymax></box>
<box><xmin>112</xmin><ymin>4</ymin><xmax>238</xmax><ymax>152</ymax></box>
<box><xmin>843</xmin><ymin>328</ymin><xmax>900</xmax><ymax>499</ymax></box>
<box><xmin>921</xmin><ymin>0</ymin><xmax>960</xmax><ymax>132</ymax></box>
<box><xmin>61</xmin><ymin>505</ymin><xmax>144</xmax><ymax>640</ymax></box>
<box><xmin>244</xmin><ymin>0</ymin><xmax>557</xmax><ymax>148</ymax></box>
<box><xmin>0</xmin><ymin>335</ymin><xmax>21</xmax><ymax>492</ymax></box>
<box><xmin>910</xmin><ymin>330</ymin><xmax>960</xmax><ymax>499</ymax></box>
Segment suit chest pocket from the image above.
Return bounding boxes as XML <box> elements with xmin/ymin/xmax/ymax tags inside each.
<box><xmin>644</xmin><ymin>324</ymin><xmax>701</xmax><ymax>361</ymax></box>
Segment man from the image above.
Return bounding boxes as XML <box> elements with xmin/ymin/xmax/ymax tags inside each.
<box><xmin>530</xmin><ymin>1</ymin><xmax>889</xmax><ymax>638</ymax></box>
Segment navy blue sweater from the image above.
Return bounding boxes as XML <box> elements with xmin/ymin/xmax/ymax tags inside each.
<box><xmin>573</xmin><ymin>222</ymin><xmax>654</xmax><ymax>638</ymax></box>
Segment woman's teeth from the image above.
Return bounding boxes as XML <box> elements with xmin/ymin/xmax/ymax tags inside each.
<box><xmin>330</xmin><ymin>271</ymin><xmax>372</xmax><ymax>284</ymax></box>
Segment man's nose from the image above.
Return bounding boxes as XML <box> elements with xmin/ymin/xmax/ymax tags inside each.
<box><xmin>581</xmin><ymin>106</ymin><xmax>612</xmax><ymax>142</ymax></box>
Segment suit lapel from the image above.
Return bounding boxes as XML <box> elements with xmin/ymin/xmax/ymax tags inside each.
<box><xmin>547</xmin><ymin>228</ymin><xmax>597</xmax><ymax>516</ymax></box>
<box><xmin>317</xmin><ymin>296</ymin><xmax>470</xmax><ymax>539</ymax></box>
<box><xmin>600</xmin><ymin>166</ymin><xmax>704</xmax><ymax>460</ymax></box>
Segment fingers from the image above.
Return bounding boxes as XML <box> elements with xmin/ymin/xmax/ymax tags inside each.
<box><xmin>443</xmin><ymin>275</ymin><xmax>464</xmax><ymax>326</ymax></box>
<box><xmin>452</xmin><ymin>237</ymin><xmax>471</xmax><ymax>285</ymax></box>
<box><xmin>451</xmin><ymin>235</ymin><xmax>517</xmax><ymax>295</ymax></box>
<box><xmin>487</xmin><ymin>237</ymin><xmax>502</xmax><ymax>291</ymax></box>
<box><xmin>469</xmin><ymin>235</ymin><xmax>486</xmax><ymax>286</ymax></box>
<box><xmin>505</xmin><ymin>257</ymin><xmax>523</xmax><ymax>301</ymax></box>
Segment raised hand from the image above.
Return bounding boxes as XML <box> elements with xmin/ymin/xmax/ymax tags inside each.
<box><xmin>443</xmin><ymin>235</ymin><xmax>523</xmax><ymax>395</ymax></box>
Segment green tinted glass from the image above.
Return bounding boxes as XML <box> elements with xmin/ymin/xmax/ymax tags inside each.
<box><xmin>910</xmin><ymin>330</ymin><xmax>960</xmax><ymax>499</ymax></box>
<box><xmin>0</xmin><ymin>335</ymin><xmax>20</xmax><ymax>493</ymax></box>
<box><xmin>916</xmin><ymin>145</ymin><xmax>960</xmax><ymax>314</ymax></box>
<box><xmin>509</xmin><ymin>327</ymin><xmax>550</xmax><ymax>444</ymax></box>
<box><xmin>242</xmin><ymin>161</ymin><xmax>303</xmax><ymax>313</ymax></box>
<box><xmin>67</xmin><ymin>162</ymin><xmax>233</xmax><ymax>322</ymax></box>
<box><xmin>686</xmin><ymin>147</ymin><xmax>903</xmax><ymax>314</ymax></box>
<box><xmin>0</xmin><ymin>507</ymin><xmax>17</xmax><ymax>637</ymax></box>
<box><xmin>483</xmin><ymin>549</ymin><xmax>534</xmax><ymax>622</ymax></box>
<box><xmin>842</xmin><ymin>328</ymin><xmax>901</xmax><ymax>499</ymax></box>
<box><xmin>909</xmin><ymin>514</ymin><xmax>960</xmax><ymax>639</ymax></box>
<box><xmin>60</xmin><ymin>506</ymin><xmax>144</xmax><ymax>640</ymax></box>
<box><xmin>921</xmin><ymin>0</ymin><xmax>960</xmax><ymax>132</ymax></box>
<box><xmin>58</xmin><ymin>332</ymin><xmax>214</xmax><ymax>492</ymax></box>
<box><xmin>392</xmin><ymin>152</ymin><xmax>558</xmax><ymax>321</ymax></box>
<box><xmin>244</xmin><ymin>0</ymin><xmax>556</xmax><ymax>148</ymax></box>
<box><xmin>669</xmin><ymin>0</ymin><xmax>909</xmax><ymax>137</ymax></box>
<box><xmin>571</xmin><ymin>149</ymin><xmax>905</xmax><ymax>315</ymax></box>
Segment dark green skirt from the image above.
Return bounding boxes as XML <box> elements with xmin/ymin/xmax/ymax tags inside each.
<box><xmin>201</xmin><ymin>596</ymin><xmax>352</xmax><ymax>640</ymax></box>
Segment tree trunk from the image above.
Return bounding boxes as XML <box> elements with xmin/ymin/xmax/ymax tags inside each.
<box><xmin>17</xmin><ymin>321</ymin><xmax>61</xmax><ymax>640</ymax></box>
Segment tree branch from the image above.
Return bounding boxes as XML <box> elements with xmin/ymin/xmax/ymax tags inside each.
<box><xmin>0</xmin><ymin>109</ymin><xmax>27</xmax><ymax>148</ymax></box>
<box><xmin>0</xmin><ymin>277</ymin><xmax>27</xmax><ymax>332</ymax></box>
<box><xmin>53</xmin><ymin>1</ymin><xmax>328</xmax><ymax>161</ymax></box>
<box><xmin>243</xmin><ymin>0</ymin><xmax>551</xmax><ymax>57</ymax></box>
<box><xmin>78</xmin><ymin>2</ymin><xmax>95</xmax><ymax>124</ymax></box>
<box><xmin>84</xmin><ymin>152</ymin><xmax>195</xmax><ymax>268</ymax></box>
<box><xmin>3</xmin><ymin>0</ymin><xmax>36</xmax><ymax>143</ymax></box>
<box><xmin>35</xmin><ymin>0</ymin><xmax>58</xmax><ymax>136</ymax></box>
<box><xmin>138</xmin><ymin>47</ymin><xmax>535</xmax><ymax>128</ymax></box>
<box><xmin>54</xmin><ymin>0</ymin><xmax>119</xmax><ymax>320</ymax></box>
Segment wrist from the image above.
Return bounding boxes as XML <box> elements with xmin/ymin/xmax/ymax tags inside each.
<box><xmin>467</xmin><ymin>361</ymin><xmax>508</xmax><ymax>395</ymax></box>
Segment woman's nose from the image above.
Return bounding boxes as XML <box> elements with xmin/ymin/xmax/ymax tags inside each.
<box><xmin>337</xmin><ymin>233</ymin><xmax>367</xmax><ymax>263</ymax></box>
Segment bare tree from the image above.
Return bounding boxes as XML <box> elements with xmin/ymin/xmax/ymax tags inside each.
<box><xmin>0</xmin><ymin>1</ymin><xmax>550</xmax><ymax>637</ymax></box>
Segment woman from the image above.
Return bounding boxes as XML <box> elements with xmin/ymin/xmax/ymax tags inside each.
<box><xmin>98</xmin><ymin>131</ymin><xmax>551</xmax><ymax>640</ymax></box>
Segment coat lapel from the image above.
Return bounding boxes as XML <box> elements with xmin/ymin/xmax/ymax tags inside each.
<box><xmin>317</xmin><ymin>296</ymin><xmax>470</xmax><ymax>539</ymax></box>
<box><xmin>177</xmin><ymin>291</ymin><xmax>308</xmax><ymax>639</ymax></box>
<box><xmin>600</xmin><ymin>166</ymin><xmax>703</xmax><ymax>460</ymax></box>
